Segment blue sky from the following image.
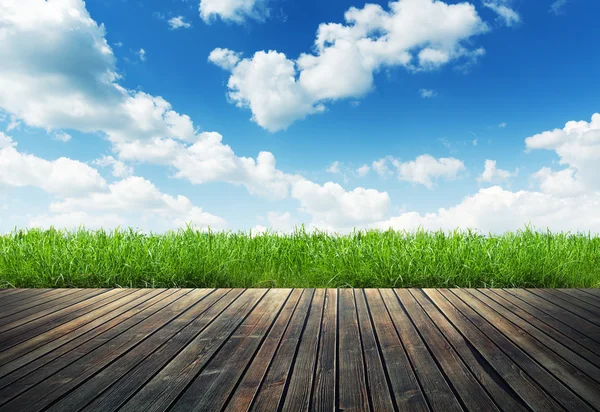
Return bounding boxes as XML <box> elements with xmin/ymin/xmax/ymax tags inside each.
<box><xmin>0</xmin><ymin>0</ymin><xmax>599</xmax><ymax>233</ymax></box>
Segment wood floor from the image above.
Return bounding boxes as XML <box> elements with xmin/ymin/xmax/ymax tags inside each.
<box><xmin>0</xmin><ymin>288</ymin><xmax>599</xmax><ymax>411</ymax></box>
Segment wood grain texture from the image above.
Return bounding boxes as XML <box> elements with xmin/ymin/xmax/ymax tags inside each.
<box><xmin>1</xmin><ymin>288</ymin><xmax>599</xmax><ymax>412</ymax></box>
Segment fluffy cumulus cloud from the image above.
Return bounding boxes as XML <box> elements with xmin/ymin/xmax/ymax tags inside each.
<box><xmin>200</xmin><ymin>0</ymin><xmax>269</xmax><ymax>24</ymax></box>
<box><xmin>477</xmin><ymin>159</ymin><xmax>517</xmax><ymax>184</ymax></box>
<box><xmin>211</xmin><ymin>0</ymin><xmax>489</xmax><ymax>131</ymax></box>
<box><xmin>93</xmin><ymin>155</ymin><xmax>134</xmax><ymax>178</ymax></box>
<box><xmin>0</xmin><ymin>133</ymin><xmax>225</xmax><ymax>231</ymax></box>
<box><xmin>0</xmin><ymin>133</ymin><xmax>106</xmax><ymax>196</ymax></box>
<box><xmin>525</xmin><ymin>113</ymin><xmax>600</xmax><ymax>193</ymax></box>
<box><xmin>291</xmin><ymin>180</ymin><xmax>391</xmax><ymax>230</ymax></box>
<box><xmin>370</xmin><ymin>155</ymin><xmax>464</xmax><ymax>188</ymax></box>
<box><xmin>0</xmin><ymin>0</ymin><xmax>198</xmax><ymax>148</ymax></box>
<box><xmin>48</xmin><ymin>176</ymin><xmax>225</xmax><ymax>229</ymax></box>
<box><xmin>371</xmin><ymin>113</ymin><xmax>600</xmax><ymax>233</ymax></box>
<box><xmin>371</xmin><ymin>186</ymin><xmax>600</xmax><ymax>233</ymax></box>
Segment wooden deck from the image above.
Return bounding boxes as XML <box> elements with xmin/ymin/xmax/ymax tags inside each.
<box><xmin>0</xmin><ymin>289</ymin><xmax>599</xmax><ymax>411</ymax></box>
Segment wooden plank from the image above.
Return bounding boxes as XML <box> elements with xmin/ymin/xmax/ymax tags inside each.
<box><xmin>440</xmin><ymin>289</ymin><xmax>594</xmax><ymax>411</ymax></box>
<box><xmin>424</xmin><ymin>289</ymin><xmax>565</xmax><ymax>411</ymax></box>
<box><xmin>0</xmin><ymin>289</ymin><xmax>148</xmax><ymax>367</ymax></box>
<box><xmin>550</xmin><ymin>290</ymin><xmax>600</xmax><ymax>316</ymax></box>
<box><xmin>0</xmin><ymin>289</ymin><xmax>27</xmax><ymax>298</ymax></box>
<box><xmin>410</xmin><ymin>289</ymin><xmax>528</xmax><ymax>411</ymax></box>
<box><xmin>467</xmin><ymin>289</ymin><xmax>600</xmax><ymax>385</ymax></box>
<box><xmin>0</xmin><ymin>289</ymin><xmax>74</xmax><ymax>316</ymax></box>
<box><xmin>0</xmin><ymin>289</ymin><xmax>55</xmax><ymax>307</ymax></box>
<box><xmin>581</xmin><ymin>288</ymin><xmax>600</xmax><ymax>297</ymax></box>
<box><xmin>528</xmin><ymin>289</ymin><xmax>600</xmax><ymax>327</ymax></box>
<box><xmin>365</xmin><ymin>289</ymin><xmax>428</xmax><ymax>411</ymax></box>
<box><xmin>507</xmin><ymin>289</ymin><xmax>600</xmax><ymax>342</ymax></box>
<box><xmin>336</xmin><ymin>288</ymin><xmax>370</xmax><ymax>412</ymax></box>
<box><xmin>170</xmin><ymin>289</ymin><xmax>292</xmax><ymax>412</ymax></box>
<box><xmin>0</xmin><ymin>289</ymin><xmax>129</xmax><ymax>351</ymax></box>
<box><xmin>47</xmin><ymin>289</ymin><xmax>234</xmax><ymax>412</ymax></box>
<box><xmin>354</xmin><ymin>289</ymin><xmax>395</xmax><ymax>411</ymax></box>
<box><xmin>224</xmin><ymin>289</ymin><xmax>304</xmax><ymax>412</ymax></box>
<box><xmin>278</xmin><ymin>289</ymin><xmax>325</xmax><ymax>412</ymax></box>
<box><xmin>396</xmin><ymin>289</ymin><xmax>500</xmax><ymax>411</ymax></box>
<box><xmin>311</xmin><ymin>289</ymin><xmax>337</xmax><ymax>412</ymax></box>
<box><xmin>380</xmin><ymin>288</ymin><xmax>461</xmax><ymax>412</ymax></box>
<box><xmin>560</xmin><ymin>289</ymin><xmax>600</xmax><ymax>309</ymax></box>
<box><xmin>0</xmin><ymin>289</ymin><xmax>93</xmax><ymax>329</ymax></box>
<box><xmin>0</xmin><ymin>289</ymin><xmax>182</xmax><ymax>398</ymax></box>
<box><xmin>245</xmin><ymin>289</ymin><xmax>314</xmax><ymax>411</ymax></box>
<box><xmin>118</xmin><ymin>289</ymin><xmax>267</xmax><ymax>412</ymax></box>
<box><xmin>457</xmin><ymin>290</ymin><xmax>600</xmax><ymax>404</ymax></box>
<box><xmin>0</xmin><ymin>289</ymin><xmax>201</xmax><ymax>411</ymax></box>
<box><xmin>0</xmin><ymin>289</ymin><xmax>108</xmax><ymax>334</ymax></box>
<box><xmin>482</xmin><ymin>289</ymin><xmax>600</xmax><ymax>368</ymax></box>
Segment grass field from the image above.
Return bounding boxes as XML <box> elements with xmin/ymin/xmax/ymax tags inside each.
<box><xmin>0</xmin><ymin>227</ymin><xmax>599</xmax><ymax>288</ymax></box>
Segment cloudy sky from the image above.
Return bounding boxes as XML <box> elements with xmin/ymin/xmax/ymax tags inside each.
<box><xmin>0</xmin><ymin>0</ymin><xmax>599</xmax><ymax>233</ymax></box>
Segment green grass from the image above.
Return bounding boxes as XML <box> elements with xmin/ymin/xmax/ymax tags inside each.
<box><xmin>0</xmin><ymin>227</ymin><xmax>599</xmax><ymax>288</ymax></box>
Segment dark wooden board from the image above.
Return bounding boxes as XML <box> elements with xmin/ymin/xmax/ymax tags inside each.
<box><xmin>1</xmin><ymin>288</ymin><xmax>599</xmax><ymax>412</ymax></box>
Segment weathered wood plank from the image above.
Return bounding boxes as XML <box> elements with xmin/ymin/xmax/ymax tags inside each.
<box><xmin>365</xmin><ymin>289</ymin><xmax>428</xmax><ymax>411</ymax></box>
<box><xmin>0</xmin><ymin>289</ymin><xmax>150</xmax><ymax>367</ymax></box>
<box><xmin>248</xmin><ymin>289</ymin><xmax>314</xmax><ymax>411</ymax></box>
<box><xmin>171</xmin><ymin>289</ymin><xmax>292</xmax><ymax>412</ymax></box>
<box><xmin>482</xmin><ymin>289</ymin><xmax>600</xmax><ymax>368</ymax></box>
<box><xmin>0</xmin><ymin>289</ymin><xmax>177</xmax><ymax>390</ymax></box>
<box><xmin>489</xmin><ymin>289</ymin><xmax>600</xmax><ymax>358</ymax></box>
<box><xmin>337</xmin><ymin>289</ymin><xmax>370</xmax><ymax>412</ymax></box>
<box><xmin>311</xmin><ymin>289</ymin><xmax>337</xmax><ymax>412</ymax></box>
<box><xmin>354</xmin><ymin>289</ymin><xmax>395</xmax><ymax>411</ymax></box>
<box><xmin>396</xmin><ymin>289</ymin><xmax>500</xmax><ymax>411</ymax></box>
<box><xmin>507</xmin><ymin>289</ymin><xmax>600</xmax><ymax>342</ymax></box>
<box><xmin>559</xmin><ymin>289</ymin><xmax>600</xmax><ymax>310</ymax></box>
<box><xmin>380</xmin><ymin>288</ymin><xmax>461</xmax><ymax>412</ymax></box>
<box><xmin>47</xmin><ymin>289</ymin><xmax>230</xmax><ymax>412</ymax></box>
<box><xmin>224</xmin><ymin>289</ymin><xmax>303</xmax><ymax>412</ymax></box>
<box><xmin>0</xmin><ymin>289</ymin><xmax>199</xmax><ymax>411</ymax></box>
<box><xmin>527</xmin><ymin>289</ymin><xmax>600</xmax><ymax>327</ymax></box>
<box><xmin>550</xmin><ymin>289</ymin><xmax>600</xmax><ymax>316</ymax></box>
<box><xmin>0</xmin><ymin>289</ymin><xmax>76</xmax><ymax>318</ymax></box>
<box><xmin>118</xmin><ymin>289</ymin><xmax>267</xmax><ymax>412</ymax></box>
<box><xmin>410</xmin><ymin>289</ymin><xmax>528</xmax><ymax>411</ymax></box>
<box><xmin>440</xmin><ymin>289</ymin><xmax>594</xmax><ymax>411</ymax></box>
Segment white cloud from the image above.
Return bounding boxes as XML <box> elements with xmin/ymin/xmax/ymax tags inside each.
<box><xmin>211</xmin><ymin>0</ymin><xmax>489</xmax><ymax>131</ymax></box>
<box><xmin>472</xmin><ymin>139</ymin><xmax>478</xmax><ymax>146</ymax></box>
<box><xmin>477</xmin><ymin>159</ymin><xmax>517</xmax><ymax>184</ymax></box>
<box><xmin>372</xmin><ymin>157</ymin><xmax>392</xmax><ymax>177</ymax></box>
<box><xmin>136</xmin><ymin>48</ymin><xmax>147</xmax><ymax>62</ymax></box>
<box><xmin>53</xmin><ymin>131</ymin><xmax>72</xmax><ymax>142</ymax></box>
<box><xmin>291</xmin><ymin>180</ymin><xmax>390</xmax><ymax>230</ymax></box>
<box><xmin>0</xmin><ymin>132</ymin><xmax>107</xmax><ymax>196</ymax></box>
<box><xmin>6</xmin><ymin>115</ymin><xmax>20</xmax><ymax>132</ymax></box>
<box><xmin>483</xmin><ymin>1</ymin><xmax>520</xmax><ymax>27</ymax></box>
<box><xmin>419</xmin><ymin>89</ymin><xmax>437</xmax><ymax>98</ymax></box>
<box><xmin>371</xmin><ymin>186</ymin><xmax>600</xmax><ymax>233</ymax></box>
<box><xmin>525</xmin><ymin>113</ymin><xmax>600</xmax><ymax>192</ymax></box>
<box><xmin>255</xmin><ymin>211</ymin><xmax>297</xmax><ymax>233</ymax></box>
<box><xmin>326</xmin><ymin>161</ymin><xmax>341</xmax><ymax>174</ymax></box>
<box><xmin>531</xmin><ymin>167</ymin><xmax>585</xmax><ymax>198</ymax></box>
<box><xmin>114</xmin><ymin>41</ymin><xmax>124</xmax><ymax>48</ymax></box>
<box><xmin>168</xmin><ymin>16</ymin><xmax>191</xmax><ymax>29</ymax></box>
<box><xmin>94</xmin><ymin>155</ymin><xmax>134</xmax><ymax>178</ymax></box>
<box><xmin>208</xmin><ymin>48</ymin><xmax>242</xmax><ymax>70</ymax></box>
<box><xmin>549</xmin><ymin>0</ymin><xmax>567</xmax><ymax>15</ymax></box>
<box><xmin>356</xmin><ymin>164</ymin><xmax>370</xmax><ymax>177</ymax></box>
<box><xmin>200</xmin><ymin>0</ymin><xmax>270</xmax><ymax>24</ymax></box>
<box><xmin>392</xmin><ymin>155</ymin><xmax>465</xmax><ymax>188</ymax></box>
<box><xmin>498</xmin><ymin>122</ymin><xmax>507</xmax><ymax>128</ymax></box>
<box><xmin>48</xmin><ymin>176</ymin><xmax>226</xmax><ymax>230</ymax></box>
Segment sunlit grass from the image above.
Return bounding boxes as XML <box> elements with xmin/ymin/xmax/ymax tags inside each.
<box><xmin>0</xmin><ymin>226</ymin><xmax>598</xmax><ymax>288</ymax></box>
